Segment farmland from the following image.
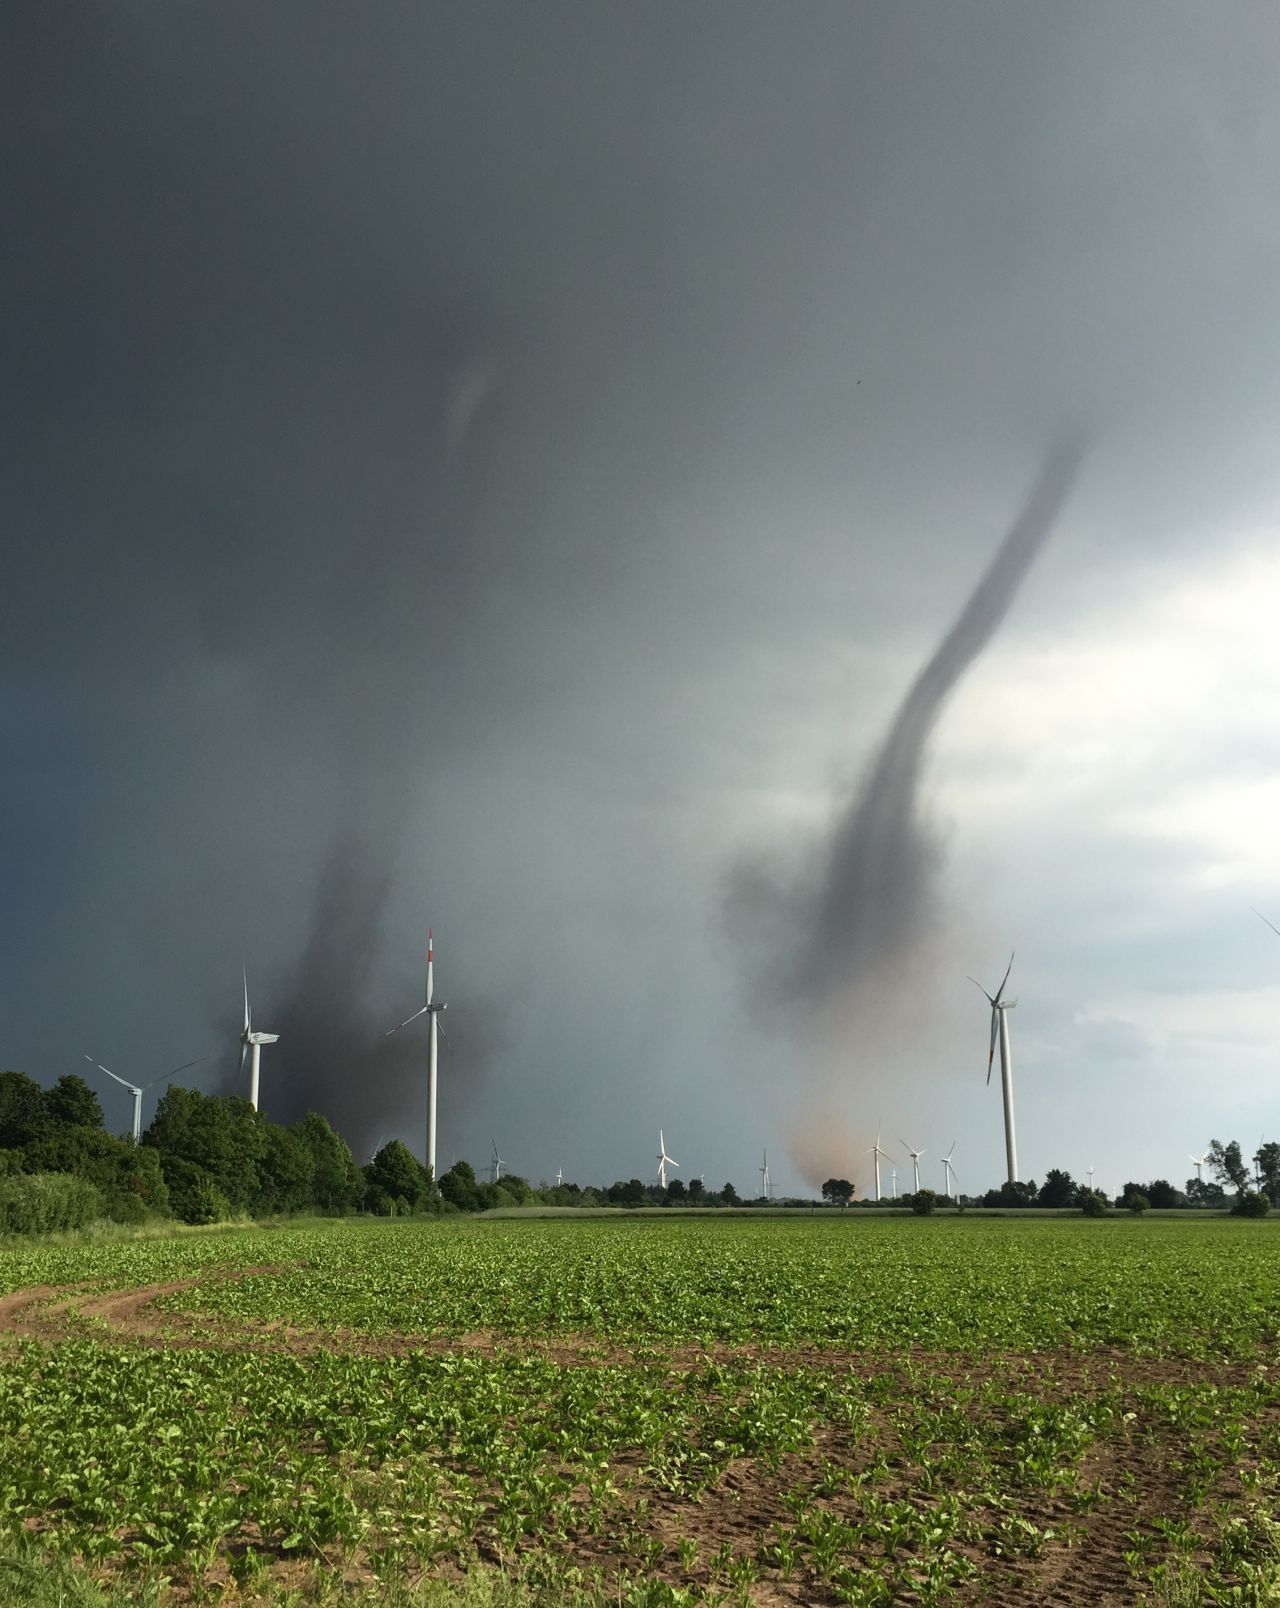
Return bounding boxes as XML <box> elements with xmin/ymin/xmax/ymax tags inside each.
<box><xmin>1</xmin><ymin>1216</ymin><xmax>1279</xmax><ymax>1605</ymax></box>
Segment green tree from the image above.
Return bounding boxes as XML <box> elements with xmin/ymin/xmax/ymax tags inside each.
<box><xmin>145</xmin><ymin>1086</ymin><xmax>266</xmax><ymax>1212</ymax></box>
<box><xmin>1234</xmin><ymin>1190</ymin><xmax>1271</xmax><ymax>1218</ymax></box>
<box><xmin>1080</xmin><ymin>1190</ymin><xmax>1107</xmax><ymax>1217</ymax></box>
<box><xmin>687</xmin><ymin>1177</ymin><xmax>705</xmax><ymax>1203</ymax></box>
<box><xmin>665</xmin><ymin>1177</ymin><xmax>687</xmax><ymax>1203</ymax></box>
<box><xmin>43</xmin><ymin>1074</ymin><xmax>103</xmax><ymax>1130</ymax></box>
<box><xmin>1120</xmin><ymin>1186</ymin><xmax>1149</xmax><ymax>1214</ymax></box>
<box><xmin>821</xmin><ymin>1178</ymin><xmax>854</xmax><ymax>1208</ymax></box>
<box><xmin>1253</xmin><ymin>1142</ymin><xmax>1280</xmax><ymax>1205</ymax></box>
<box><xmin>721</xmin><ymin>1181</ymin><xmax>739</xmax><ymax>1206</ymax></box>
<box><xmin>1185</xmin><ymin>1177</ymin><xmax>1227</xmax><ymax>1208</ymax></box>
<box><xmin>257</xmin><ymin>1125</ymin><xmax>316</xmax><ymax>1213</ymax></box>
<box><xmin>912</xmin><ymin>1188</ymin><xmax>938</xmax><ymax>1216</ymax></box>
<box><xmin>982</xmin><ymin>1180</ymin><xmax>1038</xmax><ymax>1207</ymax></box>
<box><xmin>439</xmin><ymin>1159</ymin><xmax>481</xmax><ymax>1211</ymax></box>
<box><xmin>363</xmin><ymin>1141</ymin><xmax>428</xmax><ymax>1208</ymax></box>
<box><xmin>296</xmin><ymin>1112</ymin><xmax>360</xmax><ymax>1211</ymax></box>
<box><xmin>0</xmin><ymin>1072</ymin><xmax>48</xmax><ymax>1150</ymax></box>
<box><xmin>1207</xmin><ymin>1139</ymin><xmax>1249</xmax><ymax>1198</ymax></box>
<box><xmin>1036</xmin><ymin>1169</ymin><xmax>1077</xmax><ymax>1208</ymax></box>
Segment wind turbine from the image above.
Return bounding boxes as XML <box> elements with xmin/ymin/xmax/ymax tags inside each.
<box><xmin>901</xmin><ymin>1138</ymin><xmax>926</xmax><ymax>1194</ymax></box>
<box><xmin>240</xmin><ymin>966</ymin><xmax>280</xmax><ymax>1112</ymax></box>
<box><xmin>656</xmin><ymin>1130</ymin><xmax>679</xmax><ymax>1190</ymax></box>
<box><xmin>83</xmin><ymin>1054</ymin><xmax>205</xmax><ymax>1143</ymax></box>
<box><xmin>969</xmin><ymin>952</ymin><xmax>1019</xmax><ymax>1183</ymax></box>
<box><xmin>941</xmin><ymin>1141</ymin><xmax>957</xmax><ymax>1200</ymax></box>
<box><xmin>866</xmin><ymin>1130</ymin><xmax>892</xmax><ymax>1201</ymax></box>
<box><xmin>1087</xmin><ymin>1165</ymin><xmax>1096</xmax><ymax>1193</ymax></box>
<box><xmin>490</xmin><ymin>1139</ymin><xmax>503</xmax><ymax>1184</ymax></box>
<box><xmin>384</xmin><ymin>929</ymin><xmax>449</xmax><ymax>1180</ymax></box>
<box><xmin>554</xmin><ymin>1166</ymin><xmax>564</xmax><ymax>1188</ymax></box>
<box><xmin>759</xmin><ymin>1149</ymin><xmax>771</xmax><ymax>1200</ymax></box>
<box><xmin>890</xmin><ymin>1167</ymin><xmax>898</xmax><ymax>1200</ymax></box>
<box><xmin>1187</xmin><ymin>1151</ymin><xmax>1208</xmax><ymax>1184</ymax></box>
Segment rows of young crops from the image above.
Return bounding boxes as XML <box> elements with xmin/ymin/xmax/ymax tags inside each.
<box><xmin>2</xmin><ymin>1216</ymin><xmax>1280</xmax><ymax>1604</ymax></box>
<box><xmin>139</xmin><ymin>1213</ymin><xmax>1280</xmax><ymax>1357</ymax></box>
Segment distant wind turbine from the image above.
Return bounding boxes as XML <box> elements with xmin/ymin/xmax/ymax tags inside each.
<box><xmin>555</xmin><ymin>1166</ymin><xmax>564</xmax><ymax>1188</ymax></box>
<box><xmin>866</xmin><ymin>1129</ymin><xmax>892</xmax><ymax>1201</ymax></box>
<box><xmin>384</xmin><ymin>929</ymin><xmax>449</xmax><ymax>1179</ymax></box>
<box><xmin>759</xmin><ymin>1149</ymin><xmax>771</xmax><ymax>1200</ymax></box>
<box><xmin>490</xmin><ymin>1139</ymin><xmax>503</xmax><ymax>1184</ymax></box>
<box><xmin>1087</xmin><ymin>1165</ymin><xmax>1096</xmax><ymax>1193</ymax></box>
<box><xmin>84</xmin><ymin>1054</ymin><xmax>206</xmax><ymax>1143</ymax></box>
<box><xmin>969</xmin><ymin>952</ymin><xmax>1019</xmax><ymax>1183</ymax></box>
<box><xmin>656</xmin><ymin>1130</ymin><xmax>678</xmax><ymax>1190</ymax></box>
<box><xmin>941</xmin><ymin>1141</ymin><xmax>957</xmax><ymax>1200</ymax></box>
<box><xmin>1187</xmin><ymin>1151</ymin><xmax>1208</xmax><ymax>1184</ymax></box>
<box><xmin>240</xmin><ymin>966</ymin><xmax>279</xmax><ymax>1112</ymax></box>
<box><xmin>901</xmin><ymin>1138</ymin><xmax>926</xmax><ymax>1194</ymax></box>
<box><xmin>890</xmin><ymin>1166</ymin><xmax>898</xmax><ymax>1200</ymax></box>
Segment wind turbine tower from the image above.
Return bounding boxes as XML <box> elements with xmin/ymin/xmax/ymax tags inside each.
<box><xmin>890</xmin><ymin>1167</ymin><xmax>898</xmax><ymax>1200</ymax></box>
<box><xmin>866</xmin><ymin>1130</ymin><xmax>892</xmax><ymax>1201</ymax></box>
<box><xmin>656</xmin><ymin>1130</ymin><xmax>679</xmax><ymax>1190</ymax></box>
<box><xmin>969</xmin><ymin>952</ymin><xmax>1019</xmax><ymax>1183</ymax></box>
<box><xmin>240</xmin><ymin>967</ymin><xmax>279</xmax><ymax>1112</ymax></box>
<box><xmin>385</xmin><ymin>930</ymin><xmax>449</xmax><ymax>1180</ymax></box>
<box><xmin>490</xmin><ymin>1139</ymin><xmax>503</xmax><ymax>1184</ymax></box>
<box><xmin>901</xmin><ymin>1138</ymin><xmax>926</xmax><ymax>1194</ymax></box>
<box><xmin>941</xmin><ymin>1141</ymin><xmax>957</xmax><ymax>1200</ymax></box>
<box><xmin>84</xmin><ymin>1055</ymin><xmax>205</xmax><ymax>1143</ymax></box>
<box><xmin>759</xmin><ymin>1149</ymin><xmax>771</xmax><ymax>1200</ymax></box>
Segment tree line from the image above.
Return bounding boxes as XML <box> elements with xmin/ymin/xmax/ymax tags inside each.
<box><xmin>819</xmin><ymin>1140</ymin><xmax>1277</xmax><ymax>1216</ymax></box>
<box><xmin>0</xmin><ymin>1072</ymin><xmax>756</xmax><ymax>1233</ymax></box>
<box><xmin>2</xmin><ymin>1069</ymin><xmax>1273</xmax><ymax>1235</ymax></box>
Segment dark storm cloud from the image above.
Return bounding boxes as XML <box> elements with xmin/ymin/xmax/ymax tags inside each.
<box><xmin>4</xmin><ymin>3</ymin><xmax>1280</xmax><ymax>1183</ymax></box>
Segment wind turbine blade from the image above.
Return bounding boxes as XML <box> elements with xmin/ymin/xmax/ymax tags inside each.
<box><xmin>243</xmin><ymin>964</ymin><xmax>251</xmax><ymax>1033</ymax></box>
<box><xmin>239</xmin><ymin>1042</ymin><xmax>248</xmax><ymax>1079</ymax></box>
<box><xmin>86</xmin><ymin>1058</ymin><xmax>135</xmax><ymax>1094</ymax></box>
<box><xmin>437</xmin><ymin>1021</ymin><xmax>452</xmax><ymax>1051</ymax></box>
<box><xmin>385</xmin><ymin>1006</ymin><xmax>430</xmax><ymax>1036</ymax></box>
<box><xmin>993</xmin><ymin>950</ymin><xmax>1015</xmax><ymax>1004</ymax></box>
<box><xmin>986</xmin><ymin>1008</ymin><xmax>998</xmax><ymax>1084</ymax></box>
<box><xmin>967</xmin><ymin>976</ymin><xmax>996</xmax><ymax>1005</ymax></box>
<box><xmin>1252</xmin><ymin>908</ymin><xmax>1280</xmax><ymax>938</ymax></box>
<box><xmin>155</xmin><ymin>1057</ymin><xmax>207</xmax><ymax>1085</ymax></box>
<box><xmin>946</xmin><ymin>1141</ymin><xmax>956</xmax><ymax>1160</ymax></box>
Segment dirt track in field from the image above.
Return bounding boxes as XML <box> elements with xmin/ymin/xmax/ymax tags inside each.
<box><xmin>0</xmin><ymin>1266</ymin><xmax>1266</xmax><ymax>1388</ymax></box>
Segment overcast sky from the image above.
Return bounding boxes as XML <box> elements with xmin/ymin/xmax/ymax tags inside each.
<box><xmin>5</xmin><ymin>2</ymin><xmax>1280</xmax><ymax>1199</ymax></box>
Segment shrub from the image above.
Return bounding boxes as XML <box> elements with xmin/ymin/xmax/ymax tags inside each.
<box><xmin>1081</xmin><ymin>1191</ymin><xmax>1107</xmax><ymax>1217</ymax></box>
<box><xmin>1233</xmin><ymin>1190</ymin><xmax>1271</xmax><ymax>1218</ymax></box>
<box><xmin>0</xmin><ymin>1172</ymin><xmax>103</xmax><ymax>1235</ymax></box>
<box><xmin>911</xmin><ymin>1189</ymin><xmax>938</xmax><ymax>1216</ymax></box>
<box><xmin>1124</xmin><ymin>1189</ymin><xmax>1150</xmax><ymax>1215</ymax></box>
<box><xmin>184</xmin><ymin>1177</ymin><xmax>232</xmax><ymax>1226</ymax></box>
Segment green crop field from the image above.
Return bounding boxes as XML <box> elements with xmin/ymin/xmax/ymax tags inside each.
<box><xmin>2</xmin><ymin>1215</ymin><xmax>1279</xmax><ymax>1607</ymax></box>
